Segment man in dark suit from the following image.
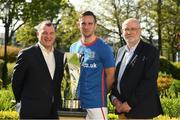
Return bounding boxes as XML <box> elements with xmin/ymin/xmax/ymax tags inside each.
<box><xmin>12</xmin><ymin>21</ymin><xmax>64</xmax><ymax>119</ymax></box>
<box><xmin>110</xmin><ymin>18</ymin><xmax>163</xmax><ymax>119</ymax></box>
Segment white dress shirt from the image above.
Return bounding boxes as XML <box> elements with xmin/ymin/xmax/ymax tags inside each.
<box><xmin>38</xmin><ymin>42</ymin><xmax>55</xmax><ymax>80</ymax></box>
<box><xmin>116</xmin><ymin>41</ymin><xmax>140</xmax><ymax>94</ymax></box>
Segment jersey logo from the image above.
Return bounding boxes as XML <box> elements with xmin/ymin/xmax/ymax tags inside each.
<box><xmin>85</xmin><ymin>48</ymin><xmax>95</xmax><ymax>60</ymax></box>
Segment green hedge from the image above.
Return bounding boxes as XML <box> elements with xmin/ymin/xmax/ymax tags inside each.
<box><xmin>157</xmin><ymin>73</ymin><xmax>174</xmax><ymax>98</ymax></box>
<box><xmin>0</xmin><ymin>111</ymin><xmax>18</xmax><ymax>119</ymax></box>
<box><xmin>108</xmin><ymin>113</ymin><xmax>118</xmax><ymax>119</ymax></box>
<box><xmin>0</xmin><ymin>62</ymin><xmax>15</xmax><ymax>87</ymax></box>
<box><xmin>161</xmin><ymin>98</ymin><xmax>180</xmax><ymax>118</ymax></box>
<box><xmin>0</xmin><ymin>59</ymin><xmax>4</xmax><ymax>79</ymax></box>
<box><xmin>0</xmin><ymin>85</ymin><xmax>15</xmax><ymax>111</ymax></box>
<box><xmin>160</xmin><ymin>56</ymin><xmax>180</xmax><ymax>80</ymax></box>
<box><xmin>107</xmin><ymin>94</ymin><xmax>115</xmax><ymax>113</ymax></box>
<box><xmin>169</xmin><ymin>80</ymin><xmax>180</xmax><ymax>98</ymax></box>
<box><xmin>0</xmin><ymin>79</ymin><xmax>2</xmax><ymax>89</ymax></box>
<box><xmin>154</xmin><ymin>115</ymin><xmax>180</xmax><ymax>120</ymax></box>
<box><xmin>7</xmin><ymin>63</ymin><xmax>15</xmax><ymax>85</ymax></box>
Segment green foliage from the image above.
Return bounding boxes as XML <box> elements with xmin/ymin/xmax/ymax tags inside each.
<box><xmin>23</xmin><ymin>0</ymin><xmax>69</xmax><ymax>23</ymax></box>
<box><xmin>159</xmin><ymin>0</ymin><xmax>180</xmax><ymax>60</ymax></box>
<box><xmin>139</xmin><ymin>0</ymin><xmax>180</xmax><ymax>60</ymax></box>
<box><xmin>154</xmin><ymin>115</ymin><xmax>180</xmax><ymax>120</ymax></box>
<box><xmin>0</xmin><ymin>46</ymin><xmax>21</xmax><ymax>63</ymax></box>
<box><xmin>0</xmin><ymin>85</ymin><xmax>15</xmax><ymax>111</ymax></box>
<box><xmin>108</xmin><ymin>113</ymin><xmax>118</xmax><ymax>120</ymax></box>
<box><xmin>16</xmin><ymin>23</ymin><xmax>37</xmax><ymax>47</ymax></box>
<box><xmin>0</xmin><ymin>79</ymin><xmax>2</xmax><ymax>89</ymax></box>
<box><xmin>56</xmin><ymin>7</ymin><xmax>80</xmax><ymax>51</ymax></box>
<box><xmin>7</xmin><ymin>63</ymin><xmax>15</xmax><ymax>85</ymax></box>
<box><xmin>161</xmin><ymin>98</ymin><xmax>180</xmax><ymax>118</ymax></box>
<box><xmin>172</xmin><ymin>62</ymin><xmax>180</xmax><ymax>69</ymax></box>
<box><xmin>157</xmin><ymin>72</ymin><xmax>174</xmax><ymax>98</ymax></box>
<box><xmin>0</xmin><ymin>111</ymin><xmax>18</xmax><ymax>119</ymax></box>
<box><xmin>107</xmin><ymin>113</ymin><xmax>180</xmax><ymax>120</ymax></box>
<box><xmin>107</xmin><ymin>94</ymin><xmax>115</xmax><ymax>113</ymax></box>
<box><xmin>0</xmin><ymin>59</ymin><xmax>4</xmax><ymax>79</ymax></box>
<box><xmin>169</xmin><ymin>80</ymin><xmax>180</xmax><ymax>98</ymax></box>
<box><xmin>160</xmin><ymin>56</ymin><xmax>180</xmax><ymax>80</ymax></box>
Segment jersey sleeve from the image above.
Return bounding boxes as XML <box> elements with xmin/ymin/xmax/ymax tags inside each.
<box><xmin>100</xmin><ymin>44</ymin><xmax>115</xmax><ymax>68</ymax></box>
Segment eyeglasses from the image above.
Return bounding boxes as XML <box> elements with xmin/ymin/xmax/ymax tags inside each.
<box><xmin>122</xmin><ymin>28</ymin><xmax>141</xmax><ymax>32</ymax></box>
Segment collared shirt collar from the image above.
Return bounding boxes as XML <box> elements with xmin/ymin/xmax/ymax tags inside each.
<box><xmin>125</xmin><ymin>40</ymin><xmax>140</xmax><ymax>53</ymax></box>
<box><xmin>38</xmin><ymin>42</ymin><xmax>54</xmax><ymax>53</ymax></box>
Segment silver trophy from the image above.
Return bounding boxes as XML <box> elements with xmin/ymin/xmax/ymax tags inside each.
<box><xmin>61</xmin><ymin>52</ymin><xmax>81</xmax><ymax>110</ymax></box>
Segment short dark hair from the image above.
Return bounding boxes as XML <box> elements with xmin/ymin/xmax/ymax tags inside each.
<box><xmin>81</xmin><ymin>11</ymin><xmax>97</xmax><ymax>23</ymax></box>
<box><xmin>35</xmin><ymin>20</ymin><xmax>55</xmax><ymax>32</ymax></box>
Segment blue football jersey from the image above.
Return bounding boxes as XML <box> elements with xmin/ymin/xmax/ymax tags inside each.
<box><xmin>70</xmin><ymin>38</ymin><xmax>115</xmax><ymax>108</ymax></box>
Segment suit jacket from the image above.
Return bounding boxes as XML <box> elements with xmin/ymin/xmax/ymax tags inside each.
<box><xmin>12</xmin><ymin>44</ymin><xmax>64</xmax><ymax>118</ymax></box>
<box><xmin>110</xmin><ymin>40</ymin><xmax>163</xmax><ymax>119</ymax></box>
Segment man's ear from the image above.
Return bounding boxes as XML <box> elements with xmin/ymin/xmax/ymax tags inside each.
<box><xmin>77</xmin><ymin>21</ymin><xmax>80</xmax><ymax>29</ymax></box>
<box><xmin>95</xmin><ymin>23</ymin><xmax>97</xmax><ymax>29</ymax></box>
<box><xmin>36</xmin><ymin>32</ymin><xmax>39</xmax><ymax>36</ymax></box>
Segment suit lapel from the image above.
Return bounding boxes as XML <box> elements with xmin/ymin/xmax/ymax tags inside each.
<box><xmin>34</xmin><ymin>44</ymin><xmax>52</xmax><ymax>80</ymax></box>
<box><xmin>53</xmin><ymin>50</ymin><xmax>59</xmax><ymax>81</ymax></box>
<box><xmin>115</xmin><ymin>50</ymin><xmax>126</xmax><ymax>82</ymax></box>
<box><xmin>122</xmin><ymin>40</ymin><xmax>144</xmax><ymax>75</ymax></box>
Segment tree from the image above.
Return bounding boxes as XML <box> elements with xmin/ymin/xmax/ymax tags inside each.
<box><xmin>157</xmin><ymin>0</ymin><xmax>163</xmax><ymax>55</ymax></box>
<box><xmin>15</xmin><ymin>22</ymin><xmax>37</xmax><ymax>47</ymax></box>
<box><xmin>56</xmin><ymin>6</ymin><xmax>80</xmax><ymax>51</ymax></box>
<box><xmin>137</xmin><ymin>0</ymin><xmax>158</xmax><ymax>45</ymax></box>
<box><xmin>139</xmin><ymin>0</ymin><xmax>180</xmax><ymax>60</ymax></box>
<box><xmin>160</xmin><ymin>0</ymin><xmax>180</xmax><ymax>61</ymax></box>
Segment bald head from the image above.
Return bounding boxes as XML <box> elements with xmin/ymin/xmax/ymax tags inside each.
<box><xmin>122</xmin><ymin>18</ymin><xmax>141</xmax><ymax>29</ymax></box>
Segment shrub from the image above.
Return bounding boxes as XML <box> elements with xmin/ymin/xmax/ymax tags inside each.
<box><xmin>172</xmin><ymin>62</ymin><xmax>180</xmax><ymax>69</ymax></box>
<box><xmin>169</xmin><ymin>80</ymin><xmax>180</xmax><ymax>98</ymax></box>
<box><xmin>0</xmin><ymin>46</ymin><xmax>21</xmax><ymax>63</ymax></box>
<box><xmin>0</xmin><ymin>79</ymin><xmax>2</xmax><ymax>89</ymax></box>
<box><xmin>0</xmin><ymin>59</ymin><xmax>4</xmax><ymax>79</ymax></box>
<box><xmin>161</xmin><ymin>98</ymin><xmax>180</xmax><ymax>118</ymax></box>
<box><xmin>0</xmin><ymin>111</ymin><xmax>18</xmax><ymax>119</ymax></box>
<box><xmin>107</xmin><ymin>94</ymin><xmax>116</xmax><ymax>113</ymax></box>
<box><xmin>7</xmin><ymin>63</ymin><xmax>15</xmax><ymax>85</ymax></box>
<box><xmin>157</xmin><ymin>73</ymin><xmax>173</xmax><ymax>98</ymax></box>
<box><xmin>154</xmin><ymin>115</ymin><xmax>180</xmax><ymax>120</ymax></box>
<box><xmin>108</xmin><ymin>113</ymin><xmax>118</xmax><ymax>120</ymax></box>
<box><xmin>160</xmin><ymin>56</ymin><xmax>180</xmax><ymax>80</ymax></box>
<box><xmin>107</xmin><ymin>114</ymin><xmax>180</xmax><ymax>120</ymax></box>
<box><xmin>0</xmin><ymin>62</ymin><xmax>15</xmax><ymax>87</ymax></box>
<box><xmin>0</xmin><ymin>85</ymin><xmax>15</xmax><ymax>111</ymax></box>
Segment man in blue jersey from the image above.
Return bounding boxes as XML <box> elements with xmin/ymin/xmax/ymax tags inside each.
<box><xmin>70</xmin><ymin>11</ymin><xmax>115</xmax><ymax>120</ymax></box>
